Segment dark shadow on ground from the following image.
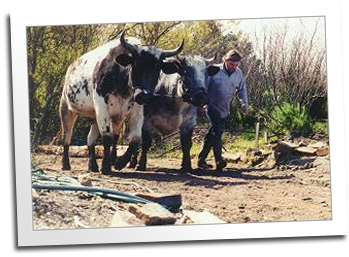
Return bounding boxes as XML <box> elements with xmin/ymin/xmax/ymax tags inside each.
<box><xmin>191</xmin><ymin>167</ymin><xmax>295</xmax><ymax>181</ymax></box>
<box><xmin>109</xmin><ymin>167</ymin><xmax>246</xmax><ymax>188</ymax></box>
<box><xmin>286</xmin><ymin>157</ymin><xmax>317</xmax><ymax>166</ymax></box>
<box><xmin>108</xmin><ymin>164</ymin><xmax>294</xmax><ymax>189</ymax></box>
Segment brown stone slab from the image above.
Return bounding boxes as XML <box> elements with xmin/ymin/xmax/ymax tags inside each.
<box><xmin>129</xmin><ymin>203</ymin><xmax>177</xmax><ymax>225</ymax></box>
<box><xmin>295</xmin><ymin>147</ymin><xmax>317</xmax><ymax>155</ymax></box>
<box><xmin>183</xmin><ymin>210</ymin><xmax>226</xmax><ymax>224</ymax></box>
<box><xmin>110</xmin><ymin>210</ymin><xmax>145</xmax><ymax>227</ymax></box>
<box><xmin>316</xmin><ymin>146</ymin><xmax>330</xmax><ymax>157</ymax></box>
<box><xmin>134</xmin><ymin>192</ymin><xmax>182</xmax><ymax>211</ymax></box>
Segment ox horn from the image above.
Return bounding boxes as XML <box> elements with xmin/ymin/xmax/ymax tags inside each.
<box><xmin>120</xmin><ymin>30</ymin><xmax>137</xmax><ymax>53</ymax></box>
<box><xmin>205</xmin><ymin>52</ymin><xmax>217</xmax><ymax>65</ymax></box>
<box><xmin>161</xmin><ymin>39</ymin><xmax>185</xmax><ymax>58</ymax></box>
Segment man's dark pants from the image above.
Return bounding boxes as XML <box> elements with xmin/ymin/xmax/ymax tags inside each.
<box><xmin>198</xmin><ymin>108</ymin><xmax>226</xmax><ymax>164</ymax></box>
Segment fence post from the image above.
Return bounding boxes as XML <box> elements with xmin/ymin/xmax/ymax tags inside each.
<box><xmin>255</xmin><ymin>122</ymin><xmax>260</xmax><ymax>149</ymax></box>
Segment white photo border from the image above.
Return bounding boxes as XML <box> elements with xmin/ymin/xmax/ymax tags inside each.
<box><xmin>11</xmin><ymin>0</ymin><xmax>348</xmax><ymax>247</ymax></box>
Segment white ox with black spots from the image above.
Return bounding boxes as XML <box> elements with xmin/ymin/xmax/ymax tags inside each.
<box><xmin>60</xmin><ymin>31</ymin><xmax>184</xmax><ymax>175</ymax></box>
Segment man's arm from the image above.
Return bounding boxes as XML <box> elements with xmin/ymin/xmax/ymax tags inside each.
<box><xmin>237</xmin><ymin>72</ymin><xmax>248</xmax><ymax>115</ymax></box>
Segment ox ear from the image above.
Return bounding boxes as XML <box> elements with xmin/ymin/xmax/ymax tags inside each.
<box><xmin>162</xmin><ymin>61</ymin><xmax>181</xmax><ymax>74</ymax></box>
<box><xmin>115</xmin><ymin>53</ymin><xmax>134</xmax><ymax>66</ymax></box>
<box><xmin>206</xmin><ymin>65</ymin><xmax>220</xmax><ymax>77</ymax></box>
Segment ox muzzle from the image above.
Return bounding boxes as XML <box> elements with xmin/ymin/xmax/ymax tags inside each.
<box><xmin>183</xmin><ymin>88</ymin><xmax>209</xmax><ymax>107</ymax></box>
<box><xmin>133</xmin><ymin>88</ymin><xmax>154</xmax><ymax>105</ymax></box>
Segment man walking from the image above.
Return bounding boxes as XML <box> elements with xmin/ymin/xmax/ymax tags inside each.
<box><xmin>198</xmin><ymin>49</ymin><xmax>248</xmax><ymax>171</ymax></box>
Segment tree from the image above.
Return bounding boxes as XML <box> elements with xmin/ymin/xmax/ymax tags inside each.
<box><xmin>27</xmin><ymin>25</ymin><xmax>105</xmax><ymax>147</ymax></box>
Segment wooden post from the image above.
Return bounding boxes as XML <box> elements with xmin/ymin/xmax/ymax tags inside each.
<box><xmin>264</xmin><ymin>131</ymin><xmax>268</xmax><ymax>144</ymax></box>
<box><xmin>255</xmin><ymin>122</ymin><xmax>260</xmax><ymax>149</ymax></box>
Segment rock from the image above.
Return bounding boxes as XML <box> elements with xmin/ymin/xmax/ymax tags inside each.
<box><xmin>269</xmin><ymin>149</ymin><xmax>282</xmax><ymax>163</ymax></box>
<box><xmin>302</xmin><ymin>197</ymin><xmax>313</xmax><ymax>201</ymax></box>
<box><xmin>269</xmin><ymin>143</ymin><xmax>278</xmax><ymax>150</ymax></box>
<box><xmin>37</xmin><ymin>145</ymin><xmax>128</xmax><ymax>158</ymax></box>
<box><xmin>240</xmin><ymin>152</ymin><xmax>248</xmax><ymax>163</ymax></box>
<box><xmin>183</xmin><ymin>210</ymin><xmax>226</xmax><ymax>224</ymax></box>
<box><xmin>224</xmin><ymin>153</ymin><xmax>241</xmax><ymax>163</ymax></box>
<box><xmin>32</xmin><ymin>188</ymin><xmax>38</xmax><ymax>198</ymax></box>
<box><xmin>298</xmin><ymin>140</ymin><xmax>308</xmax><ymax>147</ymax></box>
<box><xmin>309</xmin><ymin>141</ymin><xmax>327</xmax><ymax>149</ymax></box>
<box><xmin>265</xmin><ymin>158</ymin><xmax>277</xmax><ymax>169</ymax></box>
<box><xmin>78</xmin><ymin>174</ymin><xmax>93</xmax><ymax>187</ymax></box>
<box><xmin>303</xmin><ymin>162</ymin><xmax>314</xmax><ymax>169</ymax></box>
<box><xmin>129</xmin><ymin>203</ymin><xmax>177</xmax><ymax>225</ymax></box>
<box><xmin>110</xmin><ymin>210</ymin><xmax>145</xmax><ymax>227</ymax></box>
<box><xmin>242</xmin><ymin>216</ymin><xmax>251</xmax><ymax>223</ymax></box>
<box><xmin>261</xmin><ymin>149</ymin><xmax>273</xmax><ymax>156</ymax></box>
<box><xmin>73</xmin><ymin>216</ymin><xmax>89</xmax><ymax>228</ymax></box>
<box><xmin>274</xmin><ymin>141</ymin><xmax>298</xmax><ymax>158</ymax></box>
<box><xmin>295</xmin><ymin>147</ymin><xmax>317</xmax><ymax>156</ymax></box>
<box><xmin>238</xmin><ymin>204</ymin><xmax>246</xmax><ymax>209</ymax></box>
<box><xmin>312</xmin><ymin>131</ymin><xmax>327</xmax><ymax>140</ymax></box>
<box><xmin>316</xmin><ymin>146</ymin><xmax>329</xmax><ymax>157</ymax></box>
<box><xmin>289</xmin><ymin>131</ymin><xmax>302</xmax><ymax>140</ymax></box>
<box><xmin>252</xmin><ymin>156</ymin><xmax>264</xmax><ymax>167</ymax></box>
<box><xmin>134</xmin><ymin>192</ymin><xmax>182</xmax><ymax>212</ymax></box>
<box><xmin>246</xmin><ymin>148</ymin><xmax>262</xmax><ymax>157</ymax></box>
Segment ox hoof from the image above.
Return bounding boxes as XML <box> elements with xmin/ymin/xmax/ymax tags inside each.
<box><xmin>114</xmin><ymin>159</ymin><xmax>128</xmax><ymax>170</ymax></box>
<box><xmin>101</xmin><ymin>164</ymin><xmax>112</xmax><ymax>175</ymax></box>
<box><xmin>136</xmin><ymin>165</ymin><xmax>146</xmax><ymax>171</ymax></box>
<box><xmin>128</xmin><ymin>160</ymin><xmax>137</xmax><ymax>169</ymax></box>
<box><xmin>89</xmin><ymin>167</ymin><xmax>99</xmax><ymax>173</ymax></box>
<box><xmin>62</xmin><ymin>164</ymin><xmax>71</xmax><ymax>171</ymax></box>
<box><xmin>180</xmin><ymin>166</ymin><xmax>192</xmax><ymax>174</ymax></box>
<box><xmin>134</xmin><ymin>91</ymin><xmax>153</xmax><ymax>105</ymax></box>
<box><xmin>101</xmin><ymin>168</ymin><xmax>112</xmax><ymax>176</ymax></box>
<box><xmin>88</xmin><ymin>162</ymin><xmax>99</xmax><ymax>173</ymax></box>
<box><xmin>128</xmin><ymin>163</ymin><xmax>136</xmax><ymax>169</ymax></box>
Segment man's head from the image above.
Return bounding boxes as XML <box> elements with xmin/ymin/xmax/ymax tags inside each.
<box><xmin>223</xmin><ymin>49</ymin><xmax>242</xmax><ymax>73</ymax></box>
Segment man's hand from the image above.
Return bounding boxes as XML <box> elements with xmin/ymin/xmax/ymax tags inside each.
<box><xmin>242</xmin><ymin>105</ymin><xmax>248</xmax><ymax>116</ymax></box>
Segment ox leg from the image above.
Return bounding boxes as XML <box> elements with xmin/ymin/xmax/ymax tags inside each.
<box><xmin>87</xmin><ymin>123</ymin><xmax>100</xmax><ymax>172</ymax></box>
<box><xmin>129</xmin><ymin>149</ymin><xmax>139</xmax><ymax>169</ymax></box>
<box><xmin>180</xmin><ymin>127</ymin><xmax>194</xmax><ymax>173</ymax></box>
<box><xmin>100</xmin><ymin>135</ymin><xmax>113</xmax><ymax>175</ymax></box>
<box><xmin>114</xmin><ymin>141</ymin><xmax>140</xmax><ymax>170</ymax></box>
<box><xmin>60</xmin><ymin>98</ymin><xmax>78</xmax><ymax>171</ymax></box>
<box><xmin>136</xmin><ymin>129</ymin><xmax>152</xmax><ymax>171</ymax></box>
<box><xmin>110</xmin><ymin>134</ymin><xmax>119</xmax><ymax>165</ymax></box>
<box><xmin>114</xmin><ymin>104</ymin><xmax>143</xmax><ymax>170</ymax></box>
<box><xmin>109</xmin><ymin>121</ymin><xmax>122</xmax><ymax>169</ymax></box>
<box><xmin>94</xmin><ymin>96</ymin><xmax>113</xmax><ymax>175</ymax></box>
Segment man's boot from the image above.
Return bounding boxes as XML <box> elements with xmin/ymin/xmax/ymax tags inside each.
<box><xmin>216</xmin><ymin>158</ymin><xmax>227</xmax><ymax>172</ymax></box>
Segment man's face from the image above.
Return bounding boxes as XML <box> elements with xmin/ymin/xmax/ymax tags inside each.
<box><xmin>225</xmin><ymin>59</ymin><xmax>240</xmax><ymax>72</ymax></box>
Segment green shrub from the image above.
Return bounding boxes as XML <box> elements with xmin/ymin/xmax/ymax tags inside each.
<box><xmin>225</xmin><ymin>102</ymin><xmax>257</xmax><ymax>130</ymax></box>
<box><xmin>266</xmin><ymin>102</ymin><xmax>314</xmax><ymax>136</ymax></box>
<box><xmin>313</xmin><ymin>120</ymin><xmax>329</xmax><ymax>136</ymax></box>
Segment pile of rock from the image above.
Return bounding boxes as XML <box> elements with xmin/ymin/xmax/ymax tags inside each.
<box><xmin>110</xmin><ymin>192</ymin><xmax>226</xmax><ymax>227</ymax></box>
<box><xmin>224</xmin><ymin>139</ymin><xmax>329</xmax><ymax>169</ymax></box>
<box><xmin>37</xmin><ymin>145</ymin><xmax>128</xmax><ymax>158</ymax></box>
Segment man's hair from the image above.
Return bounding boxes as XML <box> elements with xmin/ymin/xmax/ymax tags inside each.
<box><xmin>223</xmin><ymin>49</ymin><xmax>242</xmax><ymax>62</ymax></box>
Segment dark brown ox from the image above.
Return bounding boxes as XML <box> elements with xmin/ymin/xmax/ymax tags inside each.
<box><xmin>127</xmin><ymin>55</ymin><xmax>220</xmax><ymax>172</ymax></box>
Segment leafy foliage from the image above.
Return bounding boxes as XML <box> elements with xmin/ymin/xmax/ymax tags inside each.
<box><xmin>264</xmin><ymin>102</ymin><xmax>314</xmax><ymax>136</ymax></box>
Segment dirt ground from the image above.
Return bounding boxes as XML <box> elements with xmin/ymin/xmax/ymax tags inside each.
<box><xmin>31</xmin><ymin>152</ymin><xmax>332</xmax><ymax>230</ymax></box>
